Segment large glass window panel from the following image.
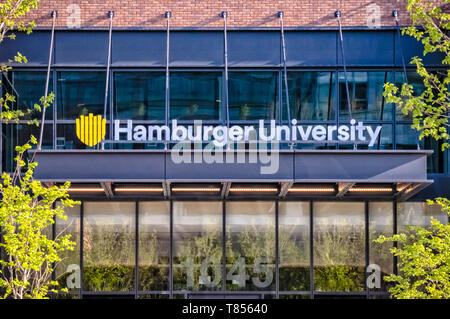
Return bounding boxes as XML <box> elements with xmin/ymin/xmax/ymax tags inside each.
<box><xmin>83</xmin><ymin>202</ymin><xmax>135</xmax><ymax>291</ymax></box>
<box><xmin>284</xmin><ymin>72</ymin><xmax>336</xmax><ymax>121</ymax></box>
<box><xmin>369</xmin><ymin>202</ymin><xmax>393</xmax><ymax>292</ymax></box>
<box><xmin>57</xmin><ymin>72</ymin><xmax>106</xmax><ymax>120</ymax></box>
<box><xmin>139</xmin><ymin>202</ymin><xmax>170</xmax><ymax>291</ymax></box>
<box><xmin>229</xmin><ymin>72</ymin><xmax>278</xmax><ymax>121</ymax></box>
<box><xmin>395</xmin><ymin>124</ymin><xmax>424</xmax><ymax>150</ymax></box>
<box><xmin>2</xmin><ymin>123</ymin><xmax>52</xmax><ymax>172</ymax></box>
<box><xmin>13</xmin><ymin>71</ymin><xmax>53</xmax><ymax>120</ymax></box>
<box><xmin>226</xmin><ymin>201</ymin><xmax>275</xmax><ymax>291</ymax></box>
<box><xmin>313</xmin><ymin>202</ymin><xmax>365</xmax><ymax>292</ymax></box>
<box><xmin>395</xmin><ymin>71</ymin><xmax>426</xmax><ymax>121</ymax></box>
<box><xmin>114</xmin><ymin>72</ymin><xmax>165</xmax><ymax>120</ymax></box>
<box><xmin>279</xmin><ymin>202</ymin><xmax>310</xmax><ymax>291</ymax></box>
<box><xmin>55</xmin><ymin>204</ymin><xmax>81</xmax><ymax>293</ymax></box>
<box><xmin>339</xmin><ymin>72</ymin><xmax>394</xmax><ymax>121</ymax></box>
<box><xmin>397</xmin><ymin>202</ymin><xmax>448</xmax><ymax>235</ymax></box>
<box><xmin>56</xmin><ymin>124</ymin><xmax>109</xmax><ymax>149</ymax></box>
<box><xmin>170</xmin><ymin>72</ymin><xmax>222</xmax><ymax>120</ymax></box>
<box><xmin>173</xmin><ymin>202</ymin><xmax>222</xmax><ymax>291</ymax></box>
<box><xmin>338</xmin><ymin>124</ymin><xmax>393</xmax><ymax>150</ymax></box>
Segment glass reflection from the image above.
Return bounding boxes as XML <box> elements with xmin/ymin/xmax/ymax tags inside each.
<box><xmin>13</xmin><ymin>71</ymin><xmax>53</xmax><ymax>120</ymax></box>
<box><xmin>339</xmin><ymin>72</ymin><xmax>394</xmax><ymax>121</ymax></box>
<box><xmin>173</xmin><ymin>202</ymin><xmax>222</xmax><ymax>291</ymax></box>
<box><xmin>284</xmin><ymin>72</ymin><xmax>335</xmax><ymax>121</ymax></box>
<box><xmin>313</xmin><ymin>202</ymin><xmax>365</xmax><ymax>292</ymax></box>
<box><xmin>139</xmin><ymin>202</ymin><xmax>170</xmax><ymax>291</ymax></box>
<box><xmin>55</xmin><ymin>204</ymin><xmax>81</xmax><ymax>292</ymax></box>
<box><xmin>369</xmin><ymin>202</ymin><xmax>393</xmax><ymax>292</ymax></box>
<box><xmin>226</xmin><ymin>202</ymin><xmax>275</xmax><ymax>291</ymax></box>
<box><xmin>83</xmin><ymin>202</ymin><xmax>135</xmax><ymax>291</ymax></box>
<box><xmin>114</xmin><ymin>72</ymin><xmax>165</xmax><ymax>120</ymax></box>
<box><xmin>57</xmin><ymin>72</ymin><xmax>106</xmax><ymax>120</ymax></box>
<box><xmin>229</xmin><ymin>72</ymin><xmax>278</xmax><ymax>121</ymax></box>
<box><xmin>170</xmin><ymin>72</ymin><xmax>222</xmax><ymax>120</ymax></box>
<box><xmin>397</xmin><ymin>202</ymin><xmax>448</xmax><ymax>234</ymax></box>
<box><xmin>279</xmin><ymin>202</ymin><xmax>310</xmax><ymax>291</ymax></box>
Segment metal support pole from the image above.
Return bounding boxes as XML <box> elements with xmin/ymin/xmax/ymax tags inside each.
<box><xmin>393</xmin><ymin>10</ymin><xmax>420</xmax><ymax>150</ymax></box>
<box><xmin>37</xmin><ymin>10</ymin><xmax>57</xmax><ymax>151</ymax></box>
<box><xmin>165</xmin><ymin>12</ymin><xmax>171</xmax><ymax>132</ymax></box>
<box><xmin>101</xmin><ymin>11</ymin><xmax>114</xmax><ymax>150</ymax></box>
<box><xmin>221</xmin><ymin>11</ymin><xmax>229</xmax><ymax>129</ymax></box>
<box><xmin>335</xmin><ymin>11</ymin><xmax>355</xmax><ymax>150</ymax></box>
<box><xmin>278</xmin><ymin>11</ymin><xmax>293</xmax><ymax>149</ymax></box>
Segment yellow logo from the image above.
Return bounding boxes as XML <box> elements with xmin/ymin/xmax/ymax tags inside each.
<box><xmin>76</xmin><ymin>113</ymin><xmax>106</xmax><ymax>147</ymax></box>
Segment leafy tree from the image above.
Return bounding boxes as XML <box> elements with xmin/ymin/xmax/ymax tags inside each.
<box><xmin>0</xmin><ymin>0</ymin><xmax>79</xmax><ymax>299</ymax></box>
<box><xmin>379</xmin><ymin>0</ymin><xmax>450</xmax><ymax>299</ymax></box>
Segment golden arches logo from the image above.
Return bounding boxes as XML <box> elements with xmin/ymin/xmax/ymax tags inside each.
<box><xmin>76</xmin><ymin>114</ymin><xmax>106</xmax><ymax>147</ymax></box>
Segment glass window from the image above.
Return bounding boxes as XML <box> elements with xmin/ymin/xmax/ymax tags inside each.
<box><xmin>313</xmin><ymin>202</ymin><xmax>365</xmax><ymax>292</ymax></box>
<box><xmin>57</xmin><ymin>72</ymin><xmax>106</xmax><ymax>120</ymax></box>
<box><xmin>339</xmin><ymin>72</ymin><xmax>394</xmax><ymax>121</ymax></box>
<box><xmin>369</xmin><ymin>202</ymin><xmax>393</xmax><ymax>292</ymax></box>
<box><xmin>139</xmin><ymin>202</ymin><xmax>170</xmax><ymax>291</ymax></box>
<box><xmin>55</xmin><ymin>204</ymin><xmax>81</xmax><ymax>293</ymax></box>
<box><xmin>338</xmin><ymin>124</ymin><xmax>393</xmax><ymax>150</ymax></box>
<box><xmin>2</xmin><ymin>123</ymin><xmax>52</xmax><ymax>172</ymax></box>
<box><xmin>226</xmin><ymin>201</ymin><xmax>275</xmax><ymax>291</ymax></box>
<box><xmin>395</xmin><ymin>124</ymin><xmax>423</xmax><ymax>150</ymax></box>
<box><xmin>284</xmin><ymin>72</ymin><xmax>336</xmax><ymax>121</ymax></box>
<box><xmin>83</xmin><ymin>202</ymin><xmax>135</xmax><ymax>291</ymax></box>
<box><xmin>395</xmin><ymin>71</ymin><xmax>426</xmax><ymax>121</ymax></box>
<box><xmin>279</xmin><ymin>202</ymin><xmax>310</xmax><ymax>291</ymax></box>
<box><xmin>114</xmin><ymin>72</ymin><xmax>165</xmax><ymax>120</ymax></box>
<box><xmin>56</xmin><ymin>123</ymin><xmax>109</xmax><ymax>149</ymax></box>
<box><xmin>229</xmin><ymin>72</ymin><xmax>278</xmax><ymax>121</ymax></box>
<box><xmin>13</xmin><ymin>71</ymin><xmax>53</xmax><ymax>120</ymax></box>
<box><xmin>170</xmin><ymin>72</ymin><xmax>222</xmax><ymax>120</ymax></box>
<box><xmin>173</xmin><ymin>202</ymin><xmax>222</xmax><ymax>291</ymax></box>
<box><xmin>397</xmin><ymin>202</ymin><xmax>448</xmax><ymax>235</ymax></box>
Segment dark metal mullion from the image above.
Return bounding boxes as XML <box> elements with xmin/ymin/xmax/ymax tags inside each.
<box><xmin>165</xmin><ymin>12</ymin><xmax>171</xmax><ymax>128</ymax></box>
<box><xmin>135</xmin><ymin>201</ymin><xmax>139</xmax><ymax>298</ymax></box>
<box><xmin>80</xmin><ymin>201</ymin><xmax>84</xmax><ymax>299</ymax></box>
<box><xmin>393</xmin><ymin>201</ymin><xmax>398</xmax><ymax>275</ymax></box>
<box><xmin>222</xmin><ymin>200</ymin><xmax>226</xmax><ymax>292</ymax></box>
<box><xmin>365</xmin><ymin>201</ymin><xmax>370</xmax><ymax>298</ymax></box>
<box><xmin>169</xmin><ymin>200</ymin><xmax>173</xmax><ymax>299</ymax></box>
<box><xmin>53</xmin><ymin>69</ymin><xmax>57</xmax><ymax>149</ymax></box>
<box><xmin>309</xmin><ymin>200</ymin><xmax>314</xmax><ymax>298</ymax></box>
<box><xmin>275</xmin><ymin>199</ymin><xmax>279</xmax><ymax>299</ymax></box>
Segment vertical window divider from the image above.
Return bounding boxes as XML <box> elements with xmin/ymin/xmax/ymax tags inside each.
<box><xmin>222</xmin><ymin>200</ymin><xmax>226</xmax><ymax>292</ymax></box>
<box><xmin>309</xmin><ymin>200</ymin><xmax>314</xmax><ymax>298</ymax></box>
<box><xmin>275</xmin><ymin>199</ymin><xmax>279</xmax><ymax>299</ymax></box>
<box><xmin>169</xmin><ymin>200</ymin><xmax>173</xmax><ymax>299</ymax></box>
<box><xmin>365</xmin><ymin>201</ymin><xmax>370</xmax><ymax>298</ymax></box>
<box><xmin>53</xmin><ymin>69</ymin><xmax>57</xmax><ymax>149</ymax></box>
<box><xmin>393</xmin><ymin>201</ymin><xmax>398</xmax><ymax>276</ymax></box>
<box><xmin>135</xmin><ymin>201</ymin><xmax>139</xmax><ymax>298</ymax></box>
<box><xmin>80</xmin><ymin>201</ymin><xmax>84</xmax><ymax>298</ymax></box>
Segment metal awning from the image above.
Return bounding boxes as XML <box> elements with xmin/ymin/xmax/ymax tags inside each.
<box><xmin>30</xmin><ymin>149</ymin><xmax>433</xmax><ymax>201</ymax></box>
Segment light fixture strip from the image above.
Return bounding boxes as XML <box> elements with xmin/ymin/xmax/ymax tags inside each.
<box><xmin>115</xmin><ymin>188</ymin><xmax>163</xmax><ymax>192</ymax></box>
<box><xmin>229</xmin><ymin>188</ymin><xmax>278</xmax><ymax>192</ymax></box>
<box><xmin>66</xmin><ymin>188</ymin><xmax>104</xmax><ymax>192</ymax></box>
<box><xmin>288</xmin><ymin>188</ymin><xmax>335</xmax><ymax>193</ymax></box>
<box><xmin>349</xmin><ymin>188</ymin><xmax>392</xmax><ymax>192</ymax></box>
<box><xmin>172</xmin><ymin>188</ymin><xmax>221</xmax><ymax>192</ymax></box>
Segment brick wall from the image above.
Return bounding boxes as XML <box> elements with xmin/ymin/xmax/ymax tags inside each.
<box><xmin>23</xmin><ymin>0</ymin><xmax>414</xmax><ymax>29</ymax></box>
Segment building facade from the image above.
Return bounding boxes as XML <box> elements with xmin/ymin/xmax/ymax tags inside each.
<box><xmin>0</xmin><ymin>0</ymin><xmax>449</xmax><ymax>299</ymax></box>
